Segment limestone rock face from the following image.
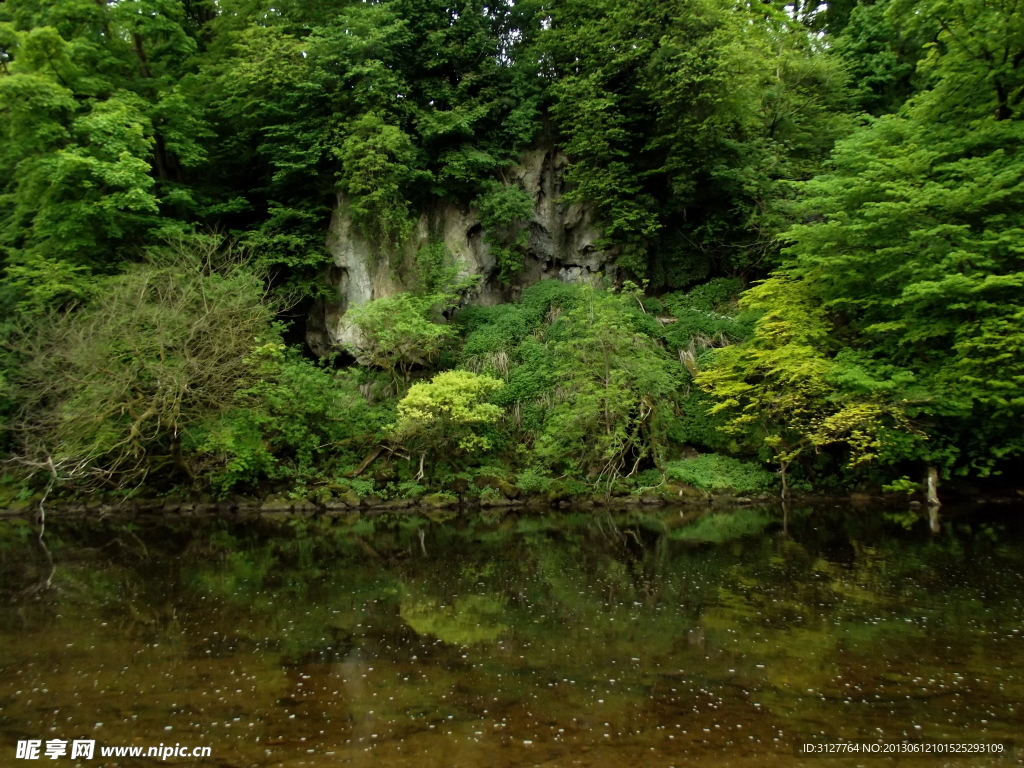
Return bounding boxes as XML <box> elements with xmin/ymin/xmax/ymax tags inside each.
<box><xmin>307</xmin><ymin>147</ymin><xmax>618</xmax><ymax>357</ymax></box>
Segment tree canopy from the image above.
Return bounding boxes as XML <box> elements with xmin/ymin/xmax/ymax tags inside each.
<box><xmin>2</xmin><ymin>0</ymin><xmax>1022</xmax><ymax>501</ymax></box>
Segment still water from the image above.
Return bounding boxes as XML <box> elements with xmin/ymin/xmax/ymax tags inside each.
<box><xmin>1</xmin><ymin>504</ymin><xmax>1022</xmax><ymax>767</ymax></box>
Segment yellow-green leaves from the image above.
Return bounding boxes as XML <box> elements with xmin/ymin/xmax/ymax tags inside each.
<box><xmin>699</xmin><ymin>275</ymin><xmax>918</xmax><ymax>485</ymax></box>
<box><xmin>393</xmin><ymin>370</ymin><xmax>503</xmax><ymax>453</ymax></box>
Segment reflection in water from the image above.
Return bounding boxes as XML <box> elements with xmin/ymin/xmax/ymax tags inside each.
<box><xmin>0</xmin><ymin>505</ymin><xmax>1022</xmax><ymax>766</ymax></box>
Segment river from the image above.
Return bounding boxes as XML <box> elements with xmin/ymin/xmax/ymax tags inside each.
<box><xmin>1</xmin><ymin>504</ymin><xmax>1021</xmax><ymax>766</ymax></box>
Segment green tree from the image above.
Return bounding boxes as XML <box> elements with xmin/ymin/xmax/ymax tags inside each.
<box><xmin>724</xmin><ymin>0</ymin><xmax>1024</xmax><ymax>481</ymax></box>
<box><xmin>712</xmin><ymin>0</ymin><xmax>1024</xmax><ymax>487</ymax></box>
<box><xmin>201</xmin><ymin>0</ymin><xmax>542</xmax><ymax>286</ymax></box>
<box><xmin>337</xmin><ymin>112</ymin><xmax>425</xmax><ymax>246</ymax></box>
<box><xmin>830</xmin><ymin>0</ymin><xmax>926</xmax><ymax>116</ymax></box>
<box><xmin>4</xmin><ymin>237</ymin><xmax>276</xmax><ymax>491</ymax></box>
<box><xmin>698</xmin><ymin>276</ymin><xmax>917</xmax><ymax>497</ymax></box>
<box><xmin>532</xmin><ymin>286</ymin><xmax>682</xmax><ymax>487</ymax></box>
<box><xmin>391</xmin><ymin>369</ymin><xmax>504</xmax><ymax>477</ymax></box>
<box><xmin>541</xmin><ymin>0</ymin><xmax>851</xmax><ymax>285</ymax></box>
<box><xmin>474</xmin><ymin>181</ymin><xmax>534</xmax><ymax>281</ymax></box>
<box><xmin>0</xmin><ymin>0</ymin><xmax>211</xmax><ymax>281</ymax></box>
<box><xmin>345</xmin><ymin>292</ymin><xmax>457</xmax><ymax>382</ymax></box>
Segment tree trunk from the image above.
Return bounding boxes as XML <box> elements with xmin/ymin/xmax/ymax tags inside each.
<box><xmin>132</xmin><ymin>33</ymin><xmax>153</xmax><ymax>79</ymax></box>
<box><xmin>780</xmin><ymin>461</ymin><xmax>790</xmax><ymax>501</ymax></box>
<box><xmin>925</xmin><ymin>465</ymin><xmax>940</xmax><ymax>507</ymax></box>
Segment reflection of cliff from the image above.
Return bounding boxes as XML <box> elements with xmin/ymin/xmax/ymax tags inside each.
<box><xmin>307</xmin><ymin>147</ymin><xmax>619</xmax><ymax>357</ymax></box>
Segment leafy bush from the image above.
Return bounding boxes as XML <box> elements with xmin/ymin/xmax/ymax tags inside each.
<box><xmin>662</xmin><ymin>278</ymin><xmax>743</xmax><ymax>315</ymax></box>
<box><xmin>665</xmin><ymin>454</ymin><xmax>776</xmax><ymax>495</ymax></box>
<box><xmin>475</xmin><ymin>181</ymin><xmax>535</xmax><ymax>281</ymax></box>
<box><xmin>631</xmin><ymin>468</ymin><xmax>665</xmax><ymax>489</ymax></box>
<box><xmin>6</xmin><ymin>239</ymin><xmax>276</xmax><ymax>491</ymax></box>
<box><xmin>660</xmin><ymin>279</ymin><xmax>752</xmax><ymax>362</ymax></box>
<box><xmin>531</xmin><ymin>286</ymin><xmax>682</xmax><ymax>486</ymax></box>
<box><xmin>189</xmin><ymin>347</ymin><xmax>384</xmax><ymax>496</ymax></box>
<box><xmin>515</xmin><ymin>469</ymin><xmax>552</xmax><ymax>494</ymax></box>
<box><xmin>459</xmin><ymin>280</ymin><xmax>584</xmax><ymax>356</ymax></box>
<box><xmin>346</xmin><ymin>292</ymin><xmax>457</xmax><ymax>380</ymax></box>
<box><xmin>392</xmin><ymin>370</ymin><xmax>504</xmax><ymax>474</ymax></box>
<box><xmin>337</xmin><ymin>113</ymin><xmax>425</xmax><ymax>245</ymax></box>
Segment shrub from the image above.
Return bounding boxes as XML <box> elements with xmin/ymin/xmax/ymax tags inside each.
<box><xmin>189</xmin><ymin>347</ymin><xmax>383</xmax><ymax>496</ymax></box>
<box><xmin>391</xmin><ymin>370</ymin><xmax>504</xmax><ymax>475</ymax></box>
<box><xmin>6</xmin><ymin>239</ymin><xmax>276</xmax><ymax>491</ymax></box>
<box><xmin>346</xmin><ymin>292</ymin><xmax>456</xmax><ymax>381</ymax></box>
<box><xmin>665</xmin><ymin>454</ymin><xmax>776</xmax><ymax>495</ymax></box>
<box><xmin>532</xmin><ymin>286</ymin><xmax>682</xmax><ymax>486</ymax></box>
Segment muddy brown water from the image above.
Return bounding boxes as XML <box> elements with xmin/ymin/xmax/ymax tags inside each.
<box><xmin>0</xmin><ymin>504</ymin><xmax>1022</xmax><ymax>767</ymax></box>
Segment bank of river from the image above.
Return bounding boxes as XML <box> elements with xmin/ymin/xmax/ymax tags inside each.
<box><xmin>1</xmin><ymin>504</ymin><xmax>1022</xmax><ymax>766</ymax></box>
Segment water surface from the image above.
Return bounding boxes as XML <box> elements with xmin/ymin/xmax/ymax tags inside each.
<box><xmin>1</xmin><ymin>504</ymin><xmax>1022</xmax><ymax>766</ymax></box>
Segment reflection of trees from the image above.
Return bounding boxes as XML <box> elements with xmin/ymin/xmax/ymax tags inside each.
<box><xmin>2</xmin><ymin>507</ymin><xmax>1020</xmax><ymax>749</ymax></box>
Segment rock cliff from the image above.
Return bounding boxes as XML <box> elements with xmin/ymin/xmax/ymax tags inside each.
<box><xmin>307</xmin><ymin>147</ymin><xmax>619</xmax><ymax>358</ymax></box>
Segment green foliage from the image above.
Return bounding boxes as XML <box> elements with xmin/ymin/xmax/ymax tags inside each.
<box><xmin>474</xmin><ymin>181</ymin><xmax>534</xmax><ymax>281</ymax></box>
<box><xmin>660</xmin><ymin>278</ymin><xmax>753</xmax><ymax>363</ymax></box>
<box><xmin>392</xmin><ymin>370</ymin><xmax>504</xmax><ymax>460</ymax></box>
<box><xmin>413</xmin><ymin>241</ymin><xmax>479</xmax><ymax>298</ymax></box>
<box><xmin>346</xmin><ymin>293</ymin><xmax>457</xmax><ymax>380</ymax></box>
<box><xmin>665</xmin><ymin>454</ymin><xmax>776</xmax><ymax>495</ymax></box>
<box><xmin>1</xmin><ymin>0</ymin><xmax>1020</xmax><ymax>500</ymax></box>
<box><xmin>530</xmin><ymin>286</ymin><xmax>682</xmax><ymax>486</ymax></box>
<box><xmin>452</xmin><ymin>279</ymin><xmax>770</xmax><ymax>490</ymax></box>
<box><xmin>199</xmin><ymin>0</ymin><xmax>542</xmax><ymax>283</ymax></box>
<box><xmin>882</xmin><ymin>476</ymin><xmax>920</xmax><ymax>495</ymax></box>
<box><xmin>190</xmin><ymin>347</ymin><xmax>383</xmax><ymax>496</ymax></box>
<box><xmin>415</xmin><ymin>242</ymin><xmax>454</xmax><ymax>296</ymax></box>
<box><xmin>239</xmin><ymin>203</ymin><xmax>333</xmax><ymax>296</ymax></box>
<box><xmin>698</xmin><ymin>275</ymin><xmax>919</xmax><ymax>493</ymax></box>
<box><xmin>662</xmin><ymin>278</ymin><xmax>742</xmax><ymax>314</ymax></box>
<box><xmin>460</xmin><ymin>281</ymin><xmax>583</xmax><ymax>348</ymax></box>
<box><xmin>762</xmin><ymin>0</ymin><xmax>1024</xmax><ymax>477</ymax></box>
<box><xmin>514</xmin><ymin>469</ymin><xmax>552</xmax><ymax>494</ymax></box>
<box><xmin>830</xmin><ymin>0</ymin><xmax>924</xmax><ymax>116</ymax></box>
<box><xmin>542</xmin><ymin>0</ymin><xmax>853</xmax><ymax>283</ymax></box>
<box><xmin>336</xmin><ymin>113</ymin><xmax>425</xmax><ymax>246</ymax></box>
<box><xmin>458</xmin><ymin>282</ymin><xmax>586</xmax><ymax>430</ymax></box>
<box><xmin>3</xmin><ymin>253</ymin><xmax>94</xmax><ymax>314</ymax></box>
<box><xmin>5</xmin><ymin>238</ymin><xmax>275</xmax><ymax>490</ymax></box>
<box><xmin>0</xmin><ymin>0</ymin><xmax>209</xmax><ymax>273</ymax></box>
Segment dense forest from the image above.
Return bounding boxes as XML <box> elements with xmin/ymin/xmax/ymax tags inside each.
<box><xmin>0</xmin><ymin>0</ymin><xmax>1021</xmax><ymax>506</ymax></box>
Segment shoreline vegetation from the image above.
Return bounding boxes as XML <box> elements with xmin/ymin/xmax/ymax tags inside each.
<box><xmin>2</xmin><ymin>0</ymin><xmax>1023</xmax><ymax>513</ymax></box>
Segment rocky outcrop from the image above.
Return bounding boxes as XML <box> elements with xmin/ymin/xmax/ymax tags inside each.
<box><xmin>307</xmin><ymin>147</ymin><xmax>619</xmax><ymax>357</ymax></box>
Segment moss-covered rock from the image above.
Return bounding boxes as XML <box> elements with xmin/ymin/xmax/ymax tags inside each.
<box><xmin>260</xmin><ymin>495</ymin><xmax>292</xmax><ymax>513</ymax></box>
<box><xmin>496</xmin><ymin>481</ymin><xmax>520</xmax><ymax>500</ymax></box>
<box><xmin>422</xmin><ymin>492</ymin><xmax>458</xmax><ymax>508</ymax></box>
<box><xmin>329</xmin><ymin>487</ymin><xmax>360</xmax><ymax>507</ymax></box>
